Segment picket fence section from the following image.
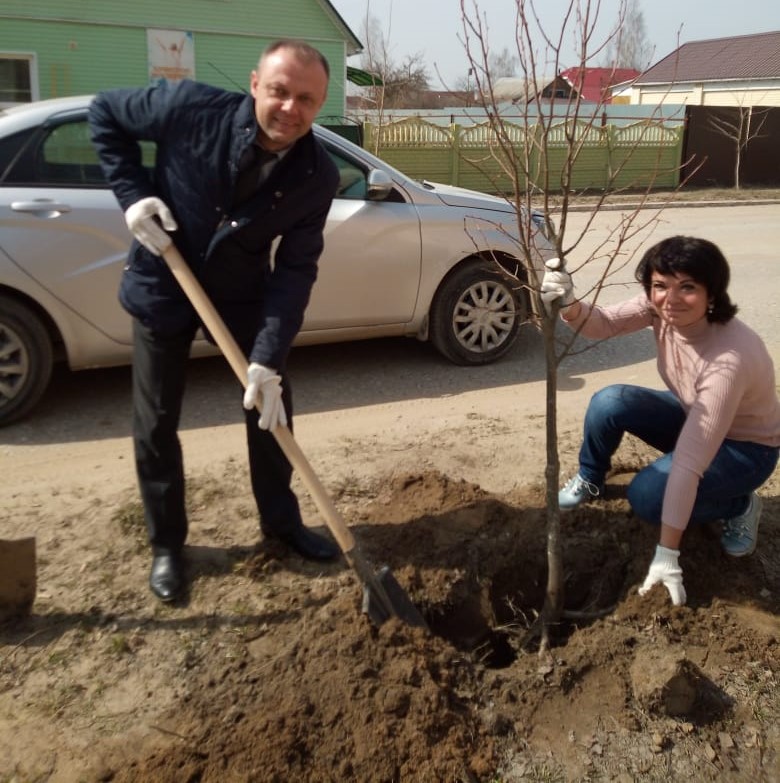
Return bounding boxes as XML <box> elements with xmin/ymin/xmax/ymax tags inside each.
<box><xmin>363</xmin><ymin>117</ymin><xmax>683</xmax><ymax>194</ymax></box>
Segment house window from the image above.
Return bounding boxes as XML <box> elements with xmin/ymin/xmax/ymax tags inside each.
<box><xmin>0</xmin><ymin>54</ymin><xmax>36</xmax><ymax>104</ymax></box>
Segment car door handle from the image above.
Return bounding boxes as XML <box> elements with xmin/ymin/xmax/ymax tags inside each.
<box><xmin>11</xmin><ymin>200</ymin><xmax>72</xmax><ymax>215</ymax></box>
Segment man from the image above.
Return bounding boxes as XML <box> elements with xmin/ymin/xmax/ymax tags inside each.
<box><xmin>89</xmin><ymin>40</ymin><xmax>341</xmax><ymax>602</ymax></box>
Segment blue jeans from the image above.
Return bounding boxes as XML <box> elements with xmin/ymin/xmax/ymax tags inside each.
<box><xmin>577</xmin><ymin>384</ymin><xmax>779</xmax><ymax>524</ymax></box>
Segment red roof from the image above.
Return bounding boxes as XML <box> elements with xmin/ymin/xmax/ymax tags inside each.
<box><xmin>559</xmin><ymin>67</ymin><xmax>640</xmax><ymax>102</ymax></box>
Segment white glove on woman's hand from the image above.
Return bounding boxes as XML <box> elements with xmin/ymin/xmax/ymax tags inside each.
<box><xmin>124</xmin><ymin>197</ymin><xmax>178</xmax><ymax>255</ymax></box>
<box><xmin>243</xmin><ymin>363</ymin><xmax>287</xmax><ymax>431</ymax></box>
<box><xmin>639</xmin><ymin>545</ymin><xmax>687</xmax><ymax>606</ymax></box>
<box><xmin>540</xmin><ymin>257</ymin><xmax>575</xmax><ymax>316</ymax></box>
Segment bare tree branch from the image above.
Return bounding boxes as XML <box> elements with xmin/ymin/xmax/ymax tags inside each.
<box><xmin>455</xmin><ymin>0</ymin><xmax>690</xmax><ymax>656</ymax></box>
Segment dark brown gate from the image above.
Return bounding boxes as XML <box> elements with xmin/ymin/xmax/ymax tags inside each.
<box><xmin>682</xmin><ymin>105</ymin><xmax>780</xmax><ymax>188</ymax></box>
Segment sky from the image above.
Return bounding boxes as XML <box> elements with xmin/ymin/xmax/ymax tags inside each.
<box><xmin>330</xmin><ymin>0</ymin><xmax>780</xmax><ymax>88</ymax></box>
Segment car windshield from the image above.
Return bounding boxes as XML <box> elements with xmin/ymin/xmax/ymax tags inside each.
<box><xmin>316</xmin><ymin>125</ymin><xmax>414</xmax><ymax>184</ymax></box>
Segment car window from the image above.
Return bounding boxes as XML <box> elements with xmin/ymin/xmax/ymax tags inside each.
<box><xmin>0</xmin><ymin>129</ymin><xmax>30</xmax><ymax>180</ymax></box>
<box><xmin>326</xmin><ymin>147</ymin><xmax>368</xmax><ymax>200</ymax></box>
<box><xmin>39</xmin><ymin>120</ymin><xmax>106</xmax><ymax>185</ymax></box>
<box><xmin>2</xmin><ymin>117</ymin><xmax>155</xmax><ymax>187</ymax></box>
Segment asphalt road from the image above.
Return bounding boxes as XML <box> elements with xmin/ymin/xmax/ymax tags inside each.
<box><xmin>3</xmin><ymin>203</ymin><xmax>779</xmax><ymax>449</ymax></box>
<box><xmin>562</xmin><ymin>203</ymin><xmax>780</xmax><ymax>352</ymax></box>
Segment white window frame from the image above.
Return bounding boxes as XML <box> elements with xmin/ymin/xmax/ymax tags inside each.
<box><xmin>0</xmin><ymin>51</ymin><xmax>39</xmax><ymax>107</ymax></box>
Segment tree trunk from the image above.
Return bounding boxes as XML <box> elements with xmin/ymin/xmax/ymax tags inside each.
<box><xmin>539</xmin><ymin>315</ymin><xmax>564</xmax><ymax>653</ymax></box>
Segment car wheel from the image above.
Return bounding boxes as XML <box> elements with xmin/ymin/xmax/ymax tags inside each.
<box><xmin>0</xmin><ymin>295</ymin><xmax>54</xmax><ymax>426</ymax></box>
<box><xmin>429</xmin><ymin>260</ymin><xmax>526</xmax><ymax>365</ymax></box>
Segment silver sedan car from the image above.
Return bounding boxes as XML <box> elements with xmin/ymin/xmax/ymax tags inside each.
<box><xmin>0</xmin><ymin>96</ymin><xmax>552</xmax><ymax>425</ymax></box>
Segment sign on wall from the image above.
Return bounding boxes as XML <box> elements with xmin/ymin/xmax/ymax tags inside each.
<box><xmin>147</xmin><ymin>29</ymin><xmax>194</xmax><ymax>84</ymax></box>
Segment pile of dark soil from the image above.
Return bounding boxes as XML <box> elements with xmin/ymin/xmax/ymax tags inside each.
<box><xmin>89</xmin><ymin>469</ymin><xmax>779</xmax><ymax>782</ymax></box>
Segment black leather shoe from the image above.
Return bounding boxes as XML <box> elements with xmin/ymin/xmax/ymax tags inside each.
<box><xmin>263</xmin><ymin>526</ymin><xmax>339</xmax><ymax>561</ymax></box>
<box><xmin>149</xmin><ymin>553</ymin><xmax>185</xmax><ymax>602</ymax></box>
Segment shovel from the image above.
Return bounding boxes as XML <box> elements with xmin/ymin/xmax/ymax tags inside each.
<box><xmin>161</xmin><ymin>244</ymin><xmax>427</xmax><ymax>629</ymax></box>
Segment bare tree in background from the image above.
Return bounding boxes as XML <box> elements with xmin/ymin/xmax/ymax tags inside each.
<box><xmin>382</xmin><ymin>55</ymin><xmax>431</xmax><ymax>108</ymax></box>
<box><xmin>357</xmin><ymin>12</ymin><xmax>430</xmax><ymax>118</ymax></box>
<box><xmin>602</xmin><ymin>0</ymin><xmax>654</xmax><ymax>70</ymax></box>
<box><xmin>458</xmin><ymin>0</ymin><xmax>689</xmax><ymax>656</ymax></box>
<box><xmin>453</xmin><ymin>46</ymin><xmax>519</xmax><ymax>99</ymax></box>
<box><xmin>708</xmin><ymin>104</ymin><xmax>770</xmax><ymax>190</ymax></box>
<box><xmin>489</xmin><ymin>46</ymin><xmax>520</xmax><ymax>79</ymax></box>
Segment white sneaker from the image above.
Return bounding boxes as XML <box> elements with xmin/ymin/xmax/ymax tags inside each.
<box><xmin>721</xmin><ymin>493</ymin><xmax>762</xmax><ymax>557</ymax></box>
<box><xmin>558</xmin><ymin>473</ymin><xmax>604</xmax><ymax>510</ymax></box>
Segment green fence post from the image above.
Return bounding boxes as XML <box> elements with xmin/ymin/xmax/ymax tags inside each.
<box><xmin>606</xmin><ymin>124</ymin><xmax>616</xmax><ymax>187</ymax></box>
<box><xmin>451</xmin><ymin>124</ymin><xmax>460</xmax><ymax>187</ymax></box>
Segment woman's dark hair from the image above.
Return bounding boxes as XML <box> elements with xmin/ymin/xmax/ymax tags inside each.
<box><xmin>634</xmin><ymin>235</ymin><xmax>738</xmax><ymax>324</ymax></box>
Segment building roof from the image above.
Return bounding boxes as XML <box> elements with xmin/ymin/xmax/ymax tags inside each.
<box><xmin>491</xmin><ymin>76</ymin><xmax>550</xmax><ymax>102</ymax></box>
<box><xmin>559</xmin><ymin>67</ymin><xmax>640</xmax><ymax>102</ymax></box>
<box><xmin>495</xmin><ymin>69</ymin><xmax>639</xmax><ymax>104</ymax></box>
<box><xmin>636</xmin><ymin>30</ymin><xmax>780</xmax><ymax>84</ymax></box>
<box><xmin>317</xmin><ymin>0</ymin><xmax>363</xmax><ymax>55</ymax></box>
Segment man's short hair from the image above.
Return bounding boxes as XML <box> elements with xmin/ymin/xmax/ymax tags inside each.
<box><xmin>260</xmin><ymin>40</ymin><xmax>330</xmax><ymax>79</ymax></box>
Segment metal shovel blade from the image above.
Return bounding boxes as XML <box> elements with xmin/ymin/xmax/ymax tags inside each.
<box><xmin>362</xmin><ymin>565</ymin><xmax>428</xmax><ymax>629</ymax></box>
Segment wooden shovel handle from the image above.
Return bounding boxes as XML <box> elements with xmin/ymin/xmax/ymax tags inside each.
<box><xmin>161</xmin><ymin>244</ymin><xmax>358</xmax><ymax>555</ymax></box>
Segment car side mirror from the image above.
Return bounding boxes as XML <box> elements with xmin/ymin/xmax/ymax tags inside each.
<box><xmin>366</xmin><ymin>169</ymin><xmax>393</xmax><ymax>201</ymax></box>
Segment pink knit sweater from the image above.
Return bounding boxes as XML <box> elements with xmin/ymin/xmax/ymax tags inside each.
<box><xmin>563</xmin><ymin>293</ymin><xmax>780</xmax><ymax>530</ymax></box>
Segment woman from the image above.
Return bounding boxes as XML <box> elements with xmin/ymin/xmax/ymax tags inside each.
<box><xmin>541</xmin><ymin>236</ymin><xmax>780</xmax><ymax>606</ymax></box>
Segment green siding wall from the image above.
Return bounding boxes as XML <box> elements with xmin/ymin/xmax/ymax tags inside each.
<box><xmin>0</xmin><ymin>0</ymin><xmax>349</xmax><ymax>117</ymax></box>
<box><xmin>2</xmin><ymin>19</ymin><xmax>150</xmax><ymax>94</ymax></box>
<box><xmin>9</xmin><ymin>0</ymin><xmax>343</xmax><ymax>38</ymax></box>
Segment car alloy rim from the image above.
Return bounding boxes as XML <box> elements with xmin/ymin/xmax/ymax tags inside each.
<box><xmin>0</xmin><ymin>322</ymin><xmax>28</xmax><ymax>406</ymax></box>
<box><xmin>452</xmin><ymin>279</ymin><xmax>516</xmax><ymax>354</ymax></box>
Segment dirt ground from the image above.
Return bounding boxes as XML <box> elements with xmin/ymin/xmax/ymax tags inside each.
<box><xmin>1</xmin><ymin>318</ymin><xmax>779</xmax><ymax>781</ymax></box>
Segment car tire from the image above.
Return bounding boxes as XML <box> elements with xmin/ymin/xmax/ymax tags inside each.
<box><xmin>429</xmin><ymin>260</ymin><xmax>526</xmax><ymax>365</ymax></box>
<box><xmin>0</xmin><ymin>295</ymin><xmax>54</xmax><ymax>426</ymax></box>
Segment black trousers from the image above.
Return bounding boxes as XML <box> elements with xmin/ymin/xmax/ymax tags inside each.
<box><xmin>131</xmin><ymin>319</ymin><xmax>302</xmax><ymax>555</ymax></box>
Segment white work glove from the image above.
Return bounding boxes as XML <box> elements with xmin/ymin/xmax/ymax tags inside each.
<box><xmin>638</xmin><ymin>545</ymin><xmax>687</xmax><ymax>606</ymax></box>
<box><xmin>540</xmin><ymin>257</ymin><xmax>575</xmax><ymax>316</ymax></box>
<box><xmin>243</xmin><ymin>363</ymin><xmax>287</xmax><ymax>431</ymax></box>
<box><xmin>124</xmin><ymin>197</ymin><xmax>178</xmax><ymax>255</ymax></box>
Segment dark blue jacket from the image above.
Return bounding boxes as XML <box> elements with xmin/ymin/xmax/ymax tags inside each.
<box><xmin>88</xmin><ymin>79</ymin><xmax>339</xmax><ymax>369</ymax></box>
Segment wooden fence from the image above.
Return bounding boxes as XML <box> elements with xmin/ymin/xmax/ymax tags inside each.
<box><xmin>363</xmin><ymin>117</ymin><xmax>683</xmax><ymax>194</ymax></box>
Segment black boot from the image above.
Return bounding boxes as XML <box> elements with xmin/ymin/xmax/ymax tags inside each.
<box><xmin>149</xmin><ymin>553</ymin><xmax>185</xmax><ymax>601</ymax></box>
<box><xmin>263</xmin><ymin>526</ymin><xmax>339</xmax><ymax>561</ymax></box>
